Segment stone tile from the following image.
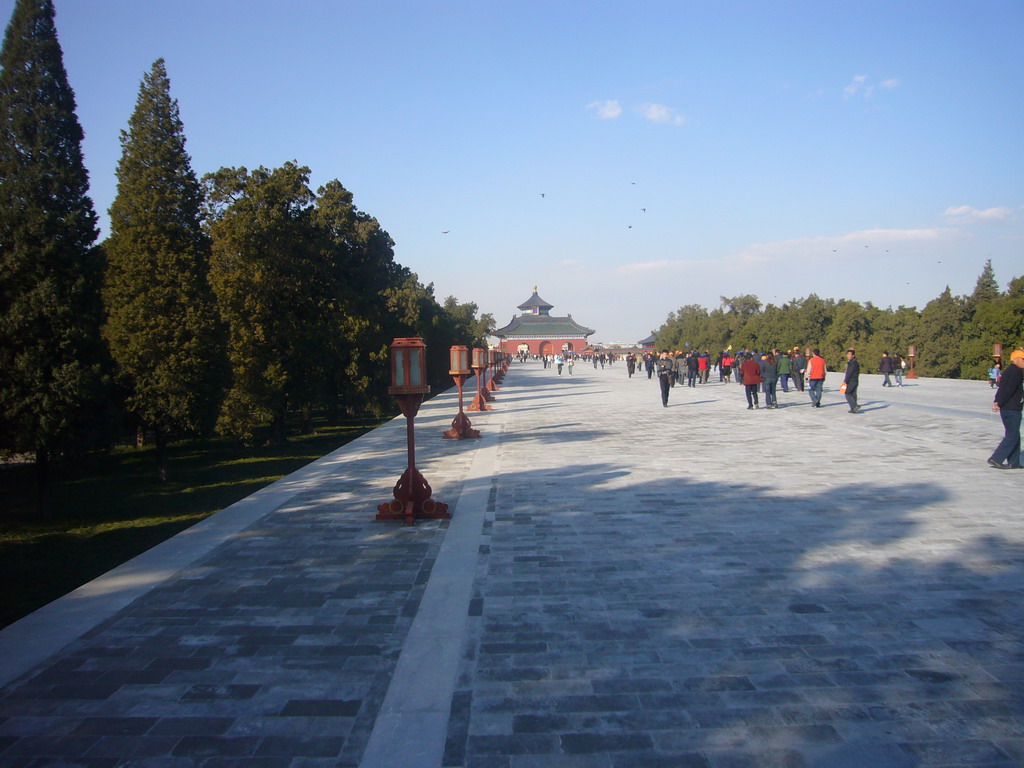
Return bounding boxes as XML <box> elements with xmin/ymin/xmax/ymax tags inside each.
<box><xmin>1</xmin><ymin>367</ymin><xmax>1023</xmax><ymax>766</ymax></box>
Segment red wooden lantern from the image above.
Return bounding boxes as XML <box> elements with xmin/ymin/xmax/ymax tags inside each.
<box><xmin>468</xmin><ymin>346</ymin><xmax>491</xmax><ymax>412</ymax></box>
<box><xmin>444</xmin><ymin>346</ymin><xmax>479</xmax><ymax>439</ymax></box>
<box><xmin>388</xmin><ymin>337</ymin><xmax>429</xmax><ymax>395</ymax></box>
<box><xmin>449</xmin><ymin>345</ymin><xmax>471</xmax><ymax>375</ymax></box>
<box><xmin>907</xmin><ymin>345</ymin><xmax>918</xmax><ymax>379</ymax></box>
<box><xmin>377</xmin><ymin>337</ymin><xmax>449</xmax><ymax>525</ymax></box>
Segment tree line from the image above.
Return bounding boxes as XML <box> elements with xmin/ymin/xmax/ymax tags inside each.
<box><xmin>0</xmin><ymin>1</ymin><xmax>493</xmax><ymax>513</ymax></box>
<box><xmin>656</xmin><ymin>261</ymin><xmax>1023</xmax><ymax>378</ymax></box>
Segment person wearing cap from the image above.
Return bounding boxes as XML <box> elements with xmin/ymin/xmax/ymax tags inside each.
<box><xmin>792</xmin><ymin>348</ymin><xmax>807</xmax><ymax>392</ymax></box>
<box><xmin>988</xmin><ymin>348</ymin><xmax>1024</xmax><ymax>469</ymax></box>
<box><xmin>843</xmin><ymin>348</ymin><xmax>861</xmax><ymax>413</ymax></box>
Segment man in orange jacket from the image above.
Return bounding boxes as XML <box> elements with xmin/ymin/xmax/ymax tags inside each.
<box><xmin>807</xmin><ymin>349</ymin><xmax>827</xmax><ymax>408</ymax></box>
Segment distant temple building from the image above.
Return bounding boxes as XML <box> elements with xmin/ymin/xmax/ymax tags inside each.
<box><xmin>493</xmin><ymin>288</ymin><xmax>596</xmax><ymax>356</ymax></box>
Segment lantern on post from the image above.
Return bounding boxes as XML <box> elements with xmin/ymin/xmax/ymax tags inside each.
<box><xmin>907</xmin><ymin>345</ymin><xmax>918</xmax><ymax>379</ymax></box>
<box><xmin>994</xmin><ymin>343</ymin><xmax>1003</xmax><ymax>365</ymax></box>
<box><xmin>467</xmin><ymin>346</ymin><xmax>491</xmax><ymax>412</ymax></box>
<box><xmin>443</xmin><ymin>345</ymin><xmax>480</xmax><ymax>439</ymax></box>
<box><xmin>486</xmin><ymin>349</ymin><xmax>500</xmax><ymax>393</ymax></box>
<box><xmin>376</xmin><ymin>338</ymin><xmax>450</xmax><ymax>525</ymax></box>
<box><xmin>497</xmin><ymin>350</ymin><xmax>510</xmax><ymax>383</ymax></box>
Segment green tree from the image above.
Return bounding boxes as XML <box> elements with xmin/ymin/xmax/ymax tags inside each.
<box><xmin>918</xmin><ymin>286</ymin><xmax>966</xmax><ymax>378</ymax></box>
<box><xmin>204</xmin><ymin>163</ymin><xmax>322</xmax><ymax>444</ymax></box>
<box><xmin>968</xmin><ymin>259</ymin><xmax>1000</xmax><ymax>308</ymax></box>
<box><xmin>313</xmin><ymin>179</ymin><xmax>403</xmax><ymax>418</ymax></box>
<box><xmin>960</xmin><ymin>275</ymin><xmax>1024</xmax><ymax>380</ymax></box>
<box><xmin>1007</xmin><ymin>275</ymin><xmax>1024</xmax><ymax>298</ymax></box>
<box><xmin>823</xmin><ymin>300</ymin><xmax>871</xmax><ymax>369</ymax></box>
<box><xmin>103</xmin><ymin>59</ymin><xmax>226</xmax><ymax>480</ymax></box>
<box><xmin>442</xmin><ymin>296</ymin><xmax>495</xmax><ymax>349</ymax></box>
<box><xmin>0</xmin><ymin>0</ymin><xmax>110</xmax><ymax>517</ymax></box>
<box><xmin>784</xmin><ymin>294</ymin><xmax>834</xmax><ymax>351</ymax></box>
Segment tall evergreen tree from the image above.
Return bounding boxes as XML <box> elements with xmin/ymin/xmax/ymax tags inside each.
<box><xmin>103</xmin><ymin>59</ymin><xmax>225</xmax><ymax>480</ymax></box>
<box><xmin>969</xmin><ymin>259</ymin><xmax>1001</xmax><ymax>306</ymax></box>
<box><xmin>313</xmin><ymin>180</ymin><xmax>402</xmax><ymax>418</ymax></box>
<box><xmin>917</xmin><ymin>286</ymin><xmax>966</xmax><ymax>378</ymax></box>
<box><xmin>204</xmin><ymin>163</ymin><xmax>322</xmax><ymax>444</ymax></box>
<box><xmin>0</xmin><ymin>0</ymin><xmax>109</xmax><ymax>517</ymax></box>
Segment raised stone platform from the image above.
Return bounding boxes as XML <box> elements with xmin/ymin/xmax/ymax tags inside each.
<box><xmin>0</xmin><ymin>362</ymin><xmax>1020</xmax><ymax>767</ymax></box>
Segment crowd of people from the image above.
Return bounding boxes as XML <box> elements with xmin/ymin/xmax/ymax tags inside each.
<box><xmin>520</xmin><ymin>342</ymin><xmax>1023</xmax><ymax>468</ymax></box>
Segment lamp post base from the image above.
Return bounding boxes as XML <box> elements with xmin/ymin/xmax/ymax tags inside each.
<box><xmin>376</xmin><ymin>466</ymin><xmax>450</xmax><ymax>526</ymax></box>
<box><xmin>467</xmin><ymin>391</ymin><xmax>492</xmax><ymax>411</ymax></box>
<box><xmin>443</xmin><ymin>410</ymin><xmax>480</xmax><ymax>439</ymax></box>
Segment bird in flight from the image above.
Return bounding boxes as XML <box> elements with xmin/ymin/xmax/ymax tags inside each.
<box><xmin>641</xmin><ymin>208</ymin><xmax>646</xmax><ymax>213</ymax></box>
<box><xmin>441</xmin><ymin>230</ymin><xmax>450</xmax><ymax>234</ymax></box>
<box><xmin>540</xmin><ymin>193</ymin><xmax>546</xmax><ymax>198</ymax></box>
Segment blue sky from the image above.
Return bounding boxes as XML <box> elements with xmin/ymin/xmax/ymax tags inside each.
<box><xmin>9</xmin><ymin>1</ymin><xmax>1023</xmax><ymax>345</ymax></box>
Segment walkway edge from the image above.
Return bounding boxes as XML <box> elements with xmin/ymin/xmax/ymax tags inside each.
<box><xmin>0</xmin><ymin>432</ymin><xmax>391</xmax><ymax>690</ymax></box>
<box><xmin>359</xmin><ymin>425</ymin><xmax>502</xmax><ymax>768</ymax></box>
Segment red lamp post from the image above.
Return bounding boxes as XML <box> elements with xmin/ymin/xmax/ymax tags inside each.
<box><xmin>467</xmin><ymin>346</ymin><xmax>491</xmax><ymax>412</ymax></box>
<box><xmin>907</xmin><ymin>345</ymin><xmax>918</xmax><ymax>379</ymax></box>
<box><xmin>494</xmin><ymin>350</ymin><xmax>507</xmax><ymax>384</ymax></box>
<box><xmin>485</xmin><ymin>349</ymin><xmax>500</xmax><ymax>394</ymax></box>
<box><xmin>376</xmin><ymin>338</ymin><xmax>450</xmax><ymax>525</ymax></box>
<box><xmin>443</xmin><ymin>345</ymin><xmax>480</xmax><ymax>439</ymax></box>
<box><xmin>994</xmin><ymin>343</ymin><xmax>1003</xmax><ymax>367</ymax></box>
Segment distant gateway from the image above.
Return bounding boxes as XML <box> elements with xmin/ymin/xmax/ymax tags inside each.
<box><xmin>493</xmin><ymin>287</ymin><xmax>596</xmax><ymax>356</ymax></box>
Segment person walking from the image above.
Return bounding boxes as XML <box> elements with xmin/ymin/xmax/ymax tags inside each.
<box><xmin>555</xmin><ymin>353</ymin><xmax>564</xmax><ymax>375</ymax></box>
<box><xmin>988</xmin><ymin>361</ymin><xmax>1001</xmax><ymax>389</ymax></box>
<box><xmin>792</xmin><ymin>349</ymin><xmax>807</xmax><ymax>392</ymax></box>
<box><xmin>567</xmin><ymin>355</ymin><xmax>574</xmax><ymax>375</ymax></box>
<box><xmin>740</xmin><ymin>353</ymin><xmax>763</xmax><ymax>409</ymax></box>
<box><xmin>894</xmin><ymin>354</ymin><xmax>905</xmax><ymax>387</ymax></box>
<box><xmin>763</xmin><ymin>353</ymin><xmax>779</xmax><ymax>409</ymax></box>
<box><xmin>777</xmin><ymin>351</ymin><xmax>792</xmax><ymax>393</ymax></box>
<box><xmin>879</xmin><ymin>352</ymin><xmax>895</xmax><ymax>387</ymax></box>
<box><xmin>987</xmin><ymin>348</ymin><xmax>1024</xmax><ymax>469</ymax></box>
<box><xmin>807</xmin><ymin>349</ymin><xmax>826</xmax><ymax>407</ymax></box>
<box><xmin>843</xmin><ymin>348</ymin><xmax>861</xmax><ymax>413</ymax></box>
<box><xmin>686</xmin><ymin>352</ymin><xmax>698</xmax><ymax>388</ymax></box>
<box><xmin>656</xmin><ymin>350</ymin><xmax>674</xmax><ymax>407</ymax></box>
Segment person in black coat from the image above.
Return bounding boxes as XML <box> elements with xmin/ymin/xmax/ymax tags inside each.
<box><xmin>792</xmin><ymin>350</ymin><xmax>807</xmax><ymax>392</ymax></box>
<box><xmin>656</xmin><ymin>350</ymin><xmax>675</xmax><ymax>407</ymax></box>
<box><xmin>843</xmin><ymin>348</ymin><xmax>861</xmax><ymax>413</ymax></box>
<box><xmin>988</xmin><ymin>348</ymin><xmax>1024</xmax><ymax>468</ymax></box>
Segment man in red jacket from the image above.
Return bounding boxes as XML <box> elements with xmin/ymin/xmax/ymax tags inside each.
<box><xmin>807</xmin><ymin>349</ymin><xmax>827</xmax><ymax>408</ymax></box>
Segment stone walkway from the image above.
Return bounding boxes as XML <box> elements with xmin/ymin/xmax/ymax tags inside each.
<box><xmin>0</xmin><ymin>361</ymin><xmax>1021</xmax><ymax>767</ymax></box>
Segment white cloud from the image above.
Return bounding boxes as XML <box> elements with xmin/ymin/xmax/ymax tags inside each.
<box><xmin>618</xmin><ymin>259</ymin><xmax>675</xmax><ymax>273</ymax></box>
<box><xmin>637</xmin><ymin>102</ymin><xmax>685</xmax><ymax>126</ymax></box>
<box><xmin>843</xmin><ymin>74</ymin><xmax>899</xmax><ymax>100</ymax></box>
<box><xmin>843</xmin><ymin>74</ymin><xmax>867</xmax><ymax>97</ymax></box>
<box><xmin>615</xmin><ymin>227</ymin><xmax>959</xmax><ymax>277</ymax></box>
<box><xmin>943</xmin><ymin>205</ymin><xmax>1015</xmax><ymax>222</ymax></box>
<box><xmin>586</xmin><ymin>99</ymin><xmax>622</xmax><ymax>119</ymax></box>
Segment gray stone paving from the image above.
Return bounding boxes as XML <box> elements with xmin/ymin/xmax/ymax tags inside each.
<box><xmin>0</xmin><ymin>361</ymin><xmax>1021</xmax><ymax>767</ymax></box>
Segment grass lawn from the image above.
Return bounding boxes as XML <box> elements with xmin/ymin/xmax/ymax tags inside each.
<box><xmin>0</xmin><ymin>415</ymin><xmax>386</xmax><ymax>629</ymax></box>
